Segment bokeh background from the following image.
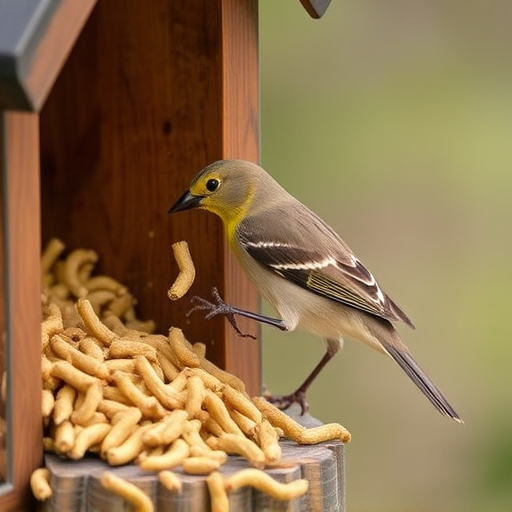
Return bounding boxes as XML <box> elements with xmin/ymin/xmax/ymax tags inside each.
<box><xmin>259</xmin><ymin>1</ymin><xmax>512</xmax><ymax>511</ymax></box>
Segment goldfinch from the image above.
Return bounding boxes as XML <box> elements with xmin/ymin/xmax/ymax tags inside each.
<box><xmin>168</xmin><ymin>159</ymin><xmax>461</xmax><ymax>422</ymax></box>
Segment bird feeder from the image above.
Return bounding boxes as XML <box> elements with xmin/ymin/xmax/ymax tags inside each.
<box><xmin>0</xmin><ymin>0</ymin><xmax>342</xmax><ymax>510</ymax></box>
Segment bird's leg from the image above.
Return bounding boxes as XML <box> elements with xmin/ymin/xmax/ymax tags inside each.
<box><xmin>187</xmin><ymin>287</ymin><xmax>288</xmax><ymax>339</ymax></box>
<box><xmin>267</xmin><ymin>338</ymin><xmax>341</xmax><ymax>415</ymax></box>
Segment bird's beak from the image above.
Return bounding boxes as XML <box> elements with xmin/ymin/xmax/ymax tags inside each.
<box><xmin>168</xmin><ymin>190</ymin><xmax>203</xmax><ymax>214</ymax></box>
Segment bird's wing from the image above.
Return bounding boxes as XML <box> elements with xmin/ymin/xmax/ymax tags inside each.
<box><xmin>237</xmin><ymin>212</ymin><xmax>414</xmax><ymax>328</ymax></box>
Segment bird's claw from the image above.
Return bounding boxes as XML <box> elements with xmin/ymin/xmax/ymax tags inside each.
<box><xmin>187</xmin><ymin>287</ymin><xmax>257</xmax><ymax>339</ymax></box>
<box><xmin>266</xmin><ymin>390</ymin><xmax>309</xmax><ymax>416</ymax></box>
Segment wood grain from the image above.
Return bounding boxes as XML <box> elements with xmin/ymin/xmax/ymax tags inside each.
<box><xmin>0</xmin><ymin>112</ymin><xmax>42</xmax><ymax>511</ymax></box>
<box><xmin>40</xmin><ymin>0</ymin><xmax>260</xmax><ymax>393</ymax></box>
<box><xmin>221</xmin><ymin>0</ymin><xmax>261</xmax><ymax>399</ymax></box>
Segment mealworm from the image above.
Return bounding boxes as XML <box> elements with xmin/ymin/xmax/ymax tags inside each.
<box><xmin>76</xmin><ymin>299</ymin><xmax>118</xmax><ymax>346</ymax></box>
<box><xmin>167</xmin><ymin>241</ymin><xmax>195</xmax><ymax>300</ymax></box>
<box><xmin>101</xmin><ymin>472</ymin><xmax>154</xmax><ymax>512</ymax></box>
<box><xmin>225</xmin><ymin>468</ymin><xmax>309</xmax><ymax>501</ymax></box>
<box><xmin>253</xmin><ymin>397</ymin><xmax>351</xmax><ymax>444</ymax></box>
<box><xmin>139</xmin><ymin>438</ymin><xmax>189</xmax><ymax>471</ymax></box>
<box><xmin>158</xmin><ymin>470</ymin><xmax>182</xmax><ymax>493</ymax></box>
<box><xmin>206</xmin><ymin>472</ymin><xmax>229</xmax><ymax>512</ymax></box>
<box><xmin>30</xmin><ymin>468</ymin><xmax>52</xmax><ymax>501</ymax></box>
<box><xmin>207</xmin><ymin>433</ymin><xmax>265</xmax><ymax>469</ymax></box>
<box><xmin>63</xmin><ymin>249</ymin><xmax>98</xmax><ymax>298</ymax></box>
<box><xmin>182</xmin><ymin>456</ymin><xmax>221</xmax><ymax>475</ymax></box>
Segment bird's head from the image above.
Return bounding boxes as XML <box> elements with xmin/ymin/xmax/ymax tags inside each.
<box><xmin>168</xmin><ymin>159</ymin><xmax>265</xmax><ymax>226</ymax></box>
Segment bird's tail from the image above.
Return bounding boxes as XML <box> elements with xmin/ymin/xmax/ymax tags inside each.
<box><xmin>382</xmin><ymin>341</ymin><xmax>462</xmax><ymax>423</ymax></box>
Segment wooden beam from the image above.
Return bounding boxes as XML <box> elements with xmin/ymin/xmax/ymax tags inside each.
<box><xmin>0</xmin><ymin>111</ymin><xmax>42</xmax><ymax>510</ymax></box>
<box><xmin>221</xmin><ymin>0</ymin><xmax>261</xmax><ymax>394</ymax></box>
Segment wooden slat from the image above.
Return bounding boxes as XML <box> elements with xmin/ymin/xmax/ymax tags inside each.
<box><xmin>220</xmin><ymin>0</ymin><xmax>261</xmax><ymax>397</ymax></box>
<box><xmin>0</xmin><ymin>111</ymin><xmax>42</xmax><ymax>511</ymax></box>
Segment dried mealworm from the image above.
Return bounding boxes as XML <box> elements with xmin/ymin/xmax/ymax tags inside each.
<box><xmin>100</xmin><ymin>407</ymin><xmax>142</xmax><ymax>457</ymax></box>
<box><xmin>207</xmin><ymin>433</ymin><xmax>265</xmax><ymax>469</ymax></box>
<box><xmin>106</xmin><ymin>424</ymin><xmax>152</xmax><ymax>466</ymax></box>
<box><xmin>182</xmin><ymin>456</ymin><xmax>221</xmax><ymax>475</ymax></box>
<box><xmin>76</xmin><ymin>299</ymin><xmax>118</xmax><ymax>346</ymax></box>
<box><xmin>42</xmin><ymin>389</ymin><xmax>55</xmax><ymax>418</ymax></box>
<box><xmin>253</xmin><ymin>397</ymin><xmax>351</xmax><ymax>444</ymax></box>
<box><xmin>203</xmin><ymin>390</ymin><xmax>244</xmax><ymax>437</ymax></box>
<box><xmin>158</xmin><ymin>471</ymin><xmax>182</xmax><ymax>493</ymax></box>
<box><xmin>225</xmin><ymin>468</ymin><xmax>309</xmax><ymax>500</ymax></box>
<box><xmin>100</xmin><ymin>472</ymin><xmax>154</xmax><ymax>512</ymax></box>
<box><xmin>54</xmin><ymin>420</ymin><xmax>75</xmax><ymax>454</ymax></box>
<box><xmin>206</xmin><ymin>472</ymin><xmax>229</xmax><ymax>512</ymax></box>
<box><xmin>53</xmin><ymin>384</ymin><xmax>77</xmax><ymax>425</ymax></box>
<box><xmin>167</xmin><ymin>241</ymin><xmax>195</xmax><ymax>300</ymax></box>
<box><xmin>50</xmin><ymin>361</ymin><xmax>99</xmax><ymax>393</ymax></box>
<box><xmin>41</xmin><ymin>238</ymin><xmax>66</xmax><ymax>275</ymax></box>
<box><xmin>63</xmin><ymin>249</ymin><xmax>99</xmax><ymax>298</ymax></box>
<box><xmin>70</xmin><ymin>380</ymin><xmax>103</xmax><ymax>425</ymax></box>
<box><xmin>185</xmin><ymin>375</ymin><xmax>205</xmax><ymax>418</ymax></box>
<box><xmin>51</xmin><ymin>335</ymin><xmax>109</xmax><ymax>380</ymax></box>
<box><xmin>30</xmin><ymin>468</ymin><xmax>52</xmax><ymax>501</ymax></box>
<box><xmin>139</xmin><ymin>438</ymin><xmax>189</xmax><ymax>471</ymax></box>
<box><xmin>168</xmin><ymin>328</ymin><xmax>201</xmax><ymax>368</ymax></box>
<box><xmin>109</xmin><ymin>338</ymin><xmax>158</xmax><ymax>362</ymax></box>
<box><xmin>135</xmin><ymin>356</ymin><xmax>185</xmax><ymax>410</ymax></box>
<box><xmin>70</xmin><ymin>423</ymin><xmax>111</xmax><ymax>460</ymax></box>
<box><xmin>142</xmin><ymin>410</ymin><xmax>188</xmax><ymax>447</ymax></box>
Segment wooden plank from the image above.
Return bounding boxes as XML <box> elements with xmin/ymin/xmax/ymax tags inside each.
<box><xmin>220</xmin><ymin>0</ymin><xmax>261</xmax><ymax>397</ymax></box>
<box><xmin>0</xmin><ymin>111</ymin><xmax>6</xmax><ymax>490</ymax></box>
<box><xmin>0</xmin><ymin>111</ymin><xmax>42</xmax><ymax>511</ymax></box>
<box><xmin>39</xmin><ymin>0</ymin><xmax>260</xmax><ymax>394</ymax></box>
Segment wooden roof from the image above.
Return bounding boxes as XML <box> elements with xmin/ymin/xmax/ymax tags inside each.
<box><xmin>0</xmin><ymin>0</ymin><xmax>96</xmax><ymax>110</ymax></box>
<box><xmin>0</xmin><ymin>0</ymin><xmax>331</xmax><ymax>111</ymax></box>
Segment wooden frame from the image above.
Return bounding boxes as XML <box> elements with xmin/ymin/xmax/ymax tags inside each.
<box><xmin>0</xmin><ymin>0</ymin><xmax>260</xmax><ymax>508</ymax></box>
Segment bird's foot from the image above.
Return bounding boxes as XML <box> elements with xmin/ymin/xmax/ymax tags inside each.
<box><xmin>187</xmin><ymin>287</ymin><xmax>257</xmax><ymax>339</ymax></box>
<box><xmin>265</xmin><ymin>389</ymin><xmax>309</xmax><ymax>416</ymax></box>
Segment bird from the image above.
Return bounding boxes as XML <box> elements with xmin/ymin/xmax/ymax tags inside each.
<box><xmin>168</xmin><ymin>159</ymin><xmax>461</xmax><ymax>422</ymax></box>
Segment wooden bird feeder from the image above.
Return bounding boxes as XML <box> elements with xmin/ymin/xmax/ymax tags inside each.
<box><xmin>0</xmin><ymin>1</ymin><xmax>341</xmax><ymax>510</ymax></box>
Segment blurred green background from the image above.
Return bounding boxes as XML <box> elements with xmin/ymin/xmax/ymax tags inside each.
<box><xmin>259</xmin><ymin>1</ymin><xmax>512</xmax><ymax>511</ymax></box>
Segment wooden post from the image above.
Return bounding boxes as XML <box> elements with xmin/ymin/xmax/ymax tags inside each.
<box><xmin>221</xmin><ymin>0</ymin><xmax>261</xmax><ymax>395</ymax></box>
<box><xmin>0</xmin><ymin>112</ymin><xmax>42</xmax><ymax>511</ymax></box>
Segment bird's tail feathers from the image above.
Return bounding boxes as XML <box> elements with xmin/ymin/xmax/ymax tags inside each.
<box><xmin>382</xmin><ymin>341</ymin><xmax>462</xmax><ymax>423</ymax></box>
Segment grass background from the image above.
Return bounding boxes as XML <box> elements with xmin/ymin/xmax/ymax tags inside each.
<box><xmin>259</xmin><ymin>1</ymin><xmax>512</xmax><ymax>510</ymax></box>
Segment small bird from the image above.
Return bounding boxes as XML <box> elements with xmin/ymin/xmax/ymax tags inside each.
<box><xmin>168</xmin><ymin>159</ymin><xmax>461</xmax><ymax>422</ymax></box>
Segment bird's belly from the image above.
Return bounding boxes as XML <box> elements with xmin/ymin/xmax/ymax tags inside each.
<box><xmin>259</xmin><ymin>269</ymin><xmax>381</xmax><ymax>346</ymax></box>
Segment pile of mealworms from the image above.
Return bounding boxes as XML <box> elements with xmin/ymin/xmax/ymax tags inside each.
<box><xmin>31</xmin><ymin>239</ymin><xmax>351</xmax><ymax>512</ymax></box>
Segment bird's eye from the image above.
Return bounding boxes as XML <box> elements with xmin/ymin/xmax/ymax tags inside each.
<box><xmin>206</xmin><ymin>178</ymin><xmax>219</xmax><ymax>192</ymax></box>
